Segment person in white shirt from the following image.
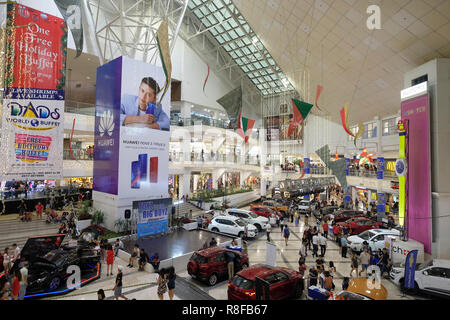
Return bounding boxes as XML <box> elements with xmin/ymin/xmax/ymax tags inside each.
<box><xmin>266</xmin><ymin>223</ymin><xmax>271</xmax><ymax>242</ymax></box>
<box><xmin>312</xmin><ymin>234</ymin><xmax>319</xmax><ymax>257</ymax></box>
<box><xmin>319</xmin><ymin>234</ymin><xmax>327</xmax><ymax>256</ymax></box>
<box><xmin>11</xmin><ymin>243</ymin><xmax>21</xmax><ymax>263</ymax></box>
<box><xmin>19</xmin><ymin>262</ymin><xmax>29</xmax><ymax>300</ymax></box>
<box><xmin>3</xmin><ymin>248</ymin><xmax>11</xmax><ymax>274</ymax></box>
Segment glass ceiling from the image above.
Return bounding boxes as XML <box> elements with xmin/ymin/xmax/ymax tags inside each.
<box><xmin>187</xmin><ymin>0</ymin><xmax>296</xmax><ymax>96</ymax></box>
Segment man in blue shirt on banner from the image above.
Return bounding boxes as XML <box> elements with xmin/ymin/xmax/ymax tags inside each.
<box><xmin>120</xmin><ymin>77</ymin><xmax>170</xmax><ymax>131</ymax></box>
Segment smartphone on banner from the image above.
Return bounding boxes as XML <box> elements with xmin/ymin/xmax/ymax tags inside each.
<box><xmin>138</xmin><ymin>154</ymin><xmax>148</xmax><ymax>182</ymax></box>
<box><xmin>150</xmin><ymin>157</ymin><xmax>158</xmax><ymax>183</ymax></box>
<box><xmin>131</xmin><ymin>161</ymin><xmax>140</xmax><ymax>189</ymax></box>
<box><xmin>145</xmin><ymin>103</ymin><xmax>156</xmax><ymax>115</ymax></box>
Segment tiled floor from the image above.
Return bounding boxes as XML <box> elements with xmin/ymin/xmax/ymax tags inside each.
<box><xmin>44</xmin><ymin>201</ymin><xmax>422</xmax><ymax>300</ymax></box>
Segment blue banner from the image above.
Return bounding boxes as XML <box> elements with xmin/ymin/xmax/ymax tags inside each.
<box><xmin>404</xmin><ymin>250</ymin><xmax>419</xmax><ymax>289</ymax></box>
<box><xmin>377</xmin><ymin>157</ymin><xmax>385</xmax><ymax>179</ymax></box>
<box><xmin>377</xmin><ymin>192</ymin><xmax>385</xmax><ymax>213</ymax></box>
<box><xmin>134</xmin><ymin>198</ymin><xmax>172</xmax><ymax>238</ymax></box>
<box><xmin>304</xmin><ymin>158</ymin><xmax>310</xmax><ymax>174</ymax></box>
<box><xmin>345</xmin><ymin>158</ymin><xmax>350</xmax><ymax>176</ymax></box>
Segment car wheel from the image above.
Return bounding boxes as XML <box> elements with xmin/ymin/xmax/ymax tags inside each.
<box><xmin>254</xmin><ymin>224</ymin><xmax>262</xmax><ymax>232</ymax></box>
<box><xmin>211</xmin><ymin>227</ymin><xmax>219</xmax><ymax>232</ymax></box>
<box><xmin>238</xmin><ymin>231</ymin><xmax>244</xmax><ymax>238</ymax></box>
<box><xmin>294</xmin><ymin>281</ymin><xmax>304</xmax><ymax>298</ymax></box>
<box><xmin>48</xmin><ymin>276</ymin><xmax>61</xmax><ymax>291</ymax></box>
<box><xmin>208</xmin><ymin>273</ymin><xmax>218</xmax><ymax>286</ymax></box>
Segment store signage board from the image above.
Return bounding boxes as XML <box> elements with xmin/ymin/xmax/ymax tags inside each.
<box><xmin>400</xmin><ymin>82</ymin><xmax>427</xmax><ymax>101</ymax></box>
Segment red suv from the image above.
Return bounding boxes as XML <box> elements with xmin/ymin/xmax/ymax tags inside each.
<box><xmin>250</xmin><ymin>206</ymin><xmax>282</xmax><ymax>220</ymax></box>
<box><xmin>337</xmin><ymin>217</ymin><xmax>382</xmax><ymax>235</ymax></box>
<box><xmin>228</xmin><ymin>264</ymin><xmax>304</xmax><ymax>300</ymax></box>
<box><xmin>187</xmin><ymin>247</ymin><xmax>249</xmax><ymax>286</ymax></box>
<box><xmin>330</xmin><ymin>210</ymin><xmax>365</xmax><ymax>223</ymax></box>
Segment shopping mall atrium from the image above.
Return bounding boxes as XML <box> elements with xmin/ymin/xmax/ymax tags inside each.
<box><xmin>0</xmin><ymin>0</ymin><xmax>449</xmax><ymax>305</ymax></box>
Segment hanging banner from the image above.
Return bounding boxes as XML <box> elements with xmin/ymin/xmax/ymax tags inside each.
<box><xmin>134</xmin><ymin>198</ymin><xmax>173</xmax><ymax>238</ymax></box>
<box><xmin>54</xmin><ymin>0</ymin><xmax>84</xmax><ymax>58</ymax></box>
<box><xmin>93</xmin><ymin>56</ymin><xmax>170</xmax><ymax>200</ymax></box>
<box><xmin>1</xmin><ymin>4</ymin><xmax>67</xmax><ymax>181</ymax></box>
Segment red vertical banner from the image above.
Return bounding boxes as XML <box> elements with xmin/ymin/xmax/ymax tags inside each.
<box><xmin>5</xmin><ymin>3</ymin><xmax>67</xmax><ymax>97</ymax></box>
<box><xmin>1</xmin><ymin>4</ymin><xmax>67</xmax><ymax>181</ymax></box>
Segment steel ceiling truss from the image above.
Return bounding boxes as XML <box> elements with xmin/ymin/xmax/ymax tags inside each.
<box><xmin>84</xmin><ymin>0</ymin><xmax>189</xmax><ymax>65</ymax></box>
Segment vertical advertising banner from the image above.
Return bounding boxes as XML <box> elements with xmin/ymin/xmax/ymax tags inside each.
<box><xmin>377</xmin><ymin>157</ymin><xmax>385</xmax><ymax>179</ymax></box>
<box><xmin>345</xmin><ymin>158</ymin><xmax>350</xmax><ymax>176</ymax></box>
<box><xmin>93</xmin><ymin>56</ymin><xmax>170</xmax><ymax>201</ymax></box>
<box><xmin>1</xmin><ymin>4</ymin><xmax>67</xmax><ymax>180</ymax></box>
<box><xmin>401</xmin><ymin>94</ymin><xmax>431</xmax><ymax>253</ymax></box>
<box><xmin>134</xmin><ymin>198</ymin><xmax>172</xmax><ymax>238</ymax></box>
<box><xmin>304</xmin><ymin>158</ymin><xmax>310</xmax><ymax>174</ymax></box>
<box><xmin>404</xmin><ymin>250</ymin><xmax>418</xmax><ymax>289</ymax></box>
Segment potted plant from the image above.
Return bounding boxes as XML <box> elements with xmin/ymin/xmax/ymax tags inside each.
<box><xmin>91</xmin><ymin>209</ymin><xmax>104</xmax><ymax>226</ymax></box>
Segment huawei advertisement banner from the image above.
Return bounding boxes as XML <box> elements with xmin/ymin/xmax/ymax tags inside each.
<box><xmin>134</xmin><ymin>198</ymin><xmax>172</xmax><ymax>238</ymax></box>
<box><xmin>401</xmin><ymin>94</ymin><xmax>431</xmax><ymax>253</ymax></box>
<box><xmin>93</xmin><ymin>56</ymin><xmax>170</xmax><ymax>201</ymax></box>
<box><xmin>1</xmin><ymin>4</ymin><xmax>67</xmax><ymax>181</ymax></box>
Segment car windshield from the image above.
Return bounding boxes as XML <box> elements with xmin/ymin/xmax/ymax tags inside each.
<box><xmin>231</xmin><ymin>275</ymin><xmax>254</xmax><ymax>290</ymax></box>
<box><xmin>358</xmin><ymin>231</ymin><xmax>371</xmax><ymax>241</ymax></box>
<box><xmin>248</xmin><ymin>211</ymin><xmax>258</xmax><ymax>218</ymax></box>
<box><xmin>191</xmin><ymin>253</ymin><xmax>208</xmax><ymax>264</ymax></box>
<box><xmin>417</xmin><ymin>260</ymin><xmax>433</xmax><ymax>271</ymax></box>
<box><xmin>42</xmin><ymin>250</ymin><xmax>66</xmax><ymax>267</ymax></box>
<box><xmin>235</xmin><ymin>219</ymin><xmax>245</xmax><ymax>227</ymax></box>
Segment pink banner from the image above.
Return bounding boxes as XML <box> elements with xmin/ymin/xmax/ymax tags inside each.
<box><xmin>401</xmin><ymin>94</ymin><xmax>431</xmax><ymax>253</ymax></box>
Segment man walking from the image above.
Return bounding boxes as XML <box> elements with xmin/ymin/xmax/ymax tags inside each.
<box><xmin>266</xmin><ymin>222</ymin><xmax>271</xmax><ymax>242</ymax></box>
<box><xmin>312</xmin><ymin>233</ymin><xmax>319</xmax><ymax>258</ymax></box>
<box><xmin>359</xmin><ymin>248</ymin><xmax>371</xmax><ymax>277</ymax></box>
<box><xmin>114</xmin><ymin>266</ymin><xmax>129</xmax><ymax>300</ymax></box>
<box><xmin>341</xmin><ymin>235</ymin><xmax>348</xmax><ymax>258</ymax></box>
<box><xmin>319</xmin><ymin>233</ymin><xmax>327</xmax><ymax>256</ymax></box>
<box><xmin>226</xmin><ymin>250</ymin><xmax>235</xmax><ymax>281</ymax></box>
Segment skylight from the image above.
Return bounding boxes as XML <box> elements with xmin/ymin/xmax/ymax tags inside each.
<box><xmin>187</xmin><ymin>0</ymin><xmax>295</xmax><ymax>96</ymax></box>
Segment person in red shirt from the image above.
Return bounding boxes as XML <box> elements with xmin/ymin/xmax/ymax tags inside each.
<box><xmin>106</xmin><ymin>244</ymin><xmax>115</xmax><ymax>276</ymax></box>
<box><xmin>11</xmin><ymin>269</ymin><xmax>21</xmax><ymax>300</ymax></box>
<box><xmin>322</xmin><ymin>221</ymin><xmax>329</xmax><ymax>239</ymax></box>
<box><xmin>35</xmin><ymin>202</ymin><xmax>44</xmax><ymax>219</ymax></box>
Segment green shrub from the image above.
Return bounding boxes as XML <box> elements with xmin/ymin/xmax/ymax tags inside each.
<box><xmin>91</xmin><ymin>209</ymin><xmax>104</xmax><ymax>225</ymax></box>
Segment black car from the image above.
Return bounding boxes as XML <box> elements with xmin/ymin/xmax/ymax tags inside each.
<box><xmin>314</xmin><ymin>206</ymin><xmax>339</xmax><ymax>218</ymax></box>
<box><xmin>12</xmin><ymin>234</ymin><xmax>101</xmax><ymax>298</ymax></box>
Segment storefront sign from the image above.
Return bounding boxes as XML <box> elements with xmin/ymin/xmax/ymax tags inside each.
<box><xmin>1</xmin><ymin>4</ymin><xmax>67</xmax><ymax>181</ymax></box>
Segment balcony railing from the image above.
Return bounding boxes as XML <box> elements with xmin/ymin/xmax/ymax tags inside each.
<box><xmin>169</xmin><ymin>152</ymin><xmax>260</xmax><ymax>166</ymax></box>
<box><xmin>63</xmin><ymin>149</ymin><xmax>94</xmax><ymax>161</ymax></box>
<box><xmin>170</xmin><ymin>117</ymin><xmax>231</xmax><ymax>129</ymax></box>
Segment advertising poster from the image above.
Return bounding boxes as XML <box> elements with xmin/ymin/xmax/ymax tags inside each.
<box><xmin>93</xmin><ymin>56</ymin><xmax>170</xmax><ymax>201</ymax></box>
<box><xmin>134</xmin><ymin>198</ymin><xmax>172</xmax><ymax>238</ymax></box>
<box><xmin>1</xmin><ymin>4</ymin><xmax>67</xmax><ymax>180</ymax></box>
<box><xmin>401</xmin><ymin>94</ymin><xmax>431</xmax><ymax>253</ymax></box>
<box><xmin>117</xmin><ymin>56</ymin><xmax>170</xmax><ymax>200</ymax></box>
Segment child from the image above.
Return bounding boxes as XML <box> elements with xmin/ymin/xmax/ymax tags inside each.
<box><xmin>342</xmin><ymin>277</ymin><xmax>350</xmax><ymax>291</ymax></box>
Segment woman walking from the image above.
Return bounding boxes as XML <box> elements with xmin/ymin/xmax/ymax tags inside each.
<box><xmin>350</xmin><ymin>253</ymin><xmax>359</xmax><ymax>278</ymax></box>
<box><xmin>3</xmin><ymin>248</ymin><xmax>11</xmax><ymax>275</ymax></box>
<box><xmin>157</xmin><ymin>268</ymin><xmax>168</xmax><ymax>300</ymax></box>
<box><xmin>167</xmin><ymin>267</ymin><xmax>176</xmax><ymax>300</ymax></box>
<box><xmin>11</xmin><ymin>269</ymin><xmax>21</xmax><ymax>300</ymax></box>
<box><xmin>106</xmin><ymin>244</ymin><xmax>115</xmax><ymax>276</ymax></box>
<box><xmin>283</xmin><ymin>225</ymin><xmax>290</xmax><ymax>246</ymax></box>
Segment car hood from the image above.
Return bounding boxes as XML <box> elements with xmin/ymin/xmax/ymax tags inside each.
<box><xmin>255</xmin><ymin>216</ymin><xmax>269</xmax><ymax>223</ymax></box>
<box><xmin>20</xmin><ymin>234</ymin><xmax>66</xmax><ymax>262</ymax></box>
<box><xmin>347</xmin><ymin>235</ymin><xmax>363</xmax><ymax>243</ymax></box>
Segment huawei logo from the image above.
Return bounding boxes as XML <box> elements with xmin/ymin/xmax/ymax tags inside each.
<box><xmin>98</xmin><ymin>110</ymin><xmax>114</xmax><ymax>137</ymax></box>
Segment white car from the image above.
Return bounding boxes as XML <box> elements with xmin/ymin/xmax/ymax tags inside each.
<box><xmin>297</xmin><ymin>200</ymin><xmax>312</xmax><ymax>213</ymax></box>
<box><xmin>390</xmin><ymin>259</ymin><xmax>450</xmax><ymax>298</ymax></box>
<box><xmin>225</xmin><ymin>209</ymin><xmax>269</xmax><ymax>232</ymax></box>
<box><xmin>347</xmin><ymin>229</ymin><xmax>401</xmax><ymax>253</ymax></box>
<box><xmin>208</xmin><ymin>215</ymin><xmax>258</xmax><ymax>238</ymax></box>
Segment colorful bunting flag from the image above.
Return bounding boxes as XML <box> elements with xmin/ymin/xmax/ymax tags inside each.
<box><xmin>315</xmin><ymin>85</ymin><xmax>323</xmax><ymax>111</ymax></box>
<box><xmin>203</xmin><ymin>62</ymin><xmax>210</xmax><ymax>94</ymax></box>
<box><xmin>156</xmin><ymin>18</ymin><xmax>172</xmax><ymax>103</ymax></box>
<box><xmin>340</xmin><ymin>103</ymin><xmax>364</xmax><ymax>146</ymax></box>
<box><xmin>238</xmin><ymin>111</ymin><xmax>255</xmax><ymax>143</ymax></box>
<box><xmin>289</xmin><ymin>98</ymin><xmax>313</xmax><ymax>137</ymax></box>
